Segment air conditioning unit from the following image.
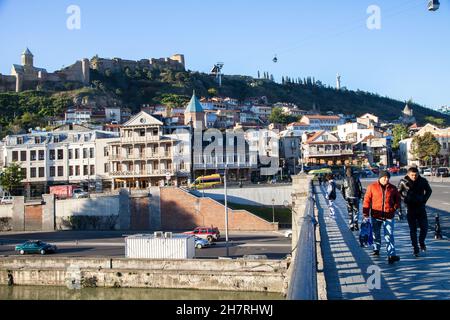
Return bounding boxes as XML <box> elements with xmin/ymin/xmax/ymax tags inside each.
<box><xmin>154</xmin><ymin>231</ymin><xmax>163</xmax><ymax>238</ymax></box>
<box><xmin>164</xmin><ymin>232</ymin><xmax>173</xmax><ymax>239</ymax></box>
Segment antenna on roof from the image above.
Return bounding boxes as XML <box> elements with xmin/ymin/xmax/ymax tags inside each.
<box><xmin>210</xmin><ymin>62</ymin><xmax>224</xmax><ymax>87</ymax></box>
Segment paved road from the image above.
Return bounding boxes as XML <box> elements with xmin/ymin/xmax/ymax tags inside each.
<box><xmin>0</xmin><ymin>230</ymin><xmax>291</xmax><ymax>259</ymax></box>
<box><xmin>317</xmin><ymin>184</ymin><xmax>450</xmax><ymax>300</ymax></box>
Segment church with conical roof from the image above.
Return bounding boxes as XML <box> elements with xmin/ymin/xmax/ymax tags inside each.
<box><xmin>184</xmin><ymin>91</ymin><xmax>205</xmax><ymax>129</ymax></box>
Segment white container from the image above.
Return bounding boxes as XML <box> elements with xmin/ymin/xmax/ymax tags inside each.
<box><xmin>125</xmin><ymin>234</ymin><xmax>195</xmax><ymax>259</ymax></box>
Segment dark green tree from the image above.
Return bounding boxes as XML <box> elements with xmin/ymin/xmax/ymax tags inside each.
<box><xmin>392</xmin><ymin>124</ymin><xmax>409</xmax><ymax>150</ymax></box>
<box><xmin>411</xmin><ymin>132</ymin><xmax>441</xmax><ymax>165</ymax></box>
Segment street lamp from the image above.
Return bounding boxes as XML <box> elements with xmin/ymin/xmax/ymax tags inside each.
<box><xmin>271</xmin><ymin>198</ymin><xmax>275</xmax><ymax>223</ymax></box>
<box><xmin>222</xmin><ymin>166</ymin><xmax>229</xmax><ymax>257</ymax></box>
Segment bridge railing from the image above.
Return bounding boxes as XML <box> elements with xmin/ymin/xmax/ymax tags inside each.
<box><xmin>287</xmin><ymin>178</ymin><xmax>318</xmax><ymax>300</ymax></box>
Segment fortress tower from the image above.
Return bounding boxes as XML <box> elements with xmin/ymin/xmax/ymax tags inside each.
<box><xmin>21</xmin><ymin>48</ymin><xmax>34</xmax><ymax>67</ymax></box>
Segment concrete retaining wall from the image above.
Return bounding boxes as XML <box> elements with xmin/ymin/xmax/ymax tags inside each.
<box><xmin>0</xmin><ymin>257</ymin><xmax>287</xmax><ymax>293</ymax></box>
<box><xmin>191</xmin><ymin>185</ymin><xmax>292</xmax><ymax>206</ymax></box>
<box><xmin>0</xmin><ymin>205</ymin><xmax>13</xmax><ymax>218</ymax></box>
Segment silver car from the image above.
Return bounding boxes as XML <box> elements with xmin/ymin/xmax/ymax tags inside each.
<box><xmin>72</xmin><ymin>189</ymin><xmax>89</xmax><ymax>199</ymax></box>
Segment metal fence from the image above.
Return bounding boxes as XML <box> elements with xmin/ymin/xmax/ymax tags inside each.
<box><xmin>287</xmin><ymin>181</ymin><xmax>318</xmax><ymax>300</ymax></box>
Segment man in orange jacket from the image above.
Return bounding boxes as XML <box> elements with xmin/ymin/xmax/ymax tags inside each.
<box><xmin>363</xmin><ymin>170</ymin><xmax>401</xmax><ymax>264</ymax></box>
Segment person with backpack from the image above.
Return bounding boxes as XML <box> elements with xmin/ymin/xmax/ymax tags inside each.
<box><xmin>342</xmin><ymin>167</ymin><xmax>363</xmax><ymax>231</ymax></box>
<box><xmin>325</xmin><ymin>174</ymin><xmax>337</xmax><ymax>218</ymax></box>
<box><xmin>363</xmin><ymin>170</ymin><xmax>402</xmax><ymax>264</ymax></box>
<box><xmin>398</xmin><ymin>167</ymin><xmax>432</xmax><ymax>257</ymax></box>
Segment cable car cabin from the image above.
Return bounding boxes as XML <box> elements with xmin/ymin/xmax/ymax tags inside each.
<box><xmin>272</xmin><ymin>55</ymin><xmax>278</xmax><ymax>63</ymax></box>
<box><xmin>190</xmin><ymin>174</ymin><xmax>222</xmax><ymax>189</ymax></box>
<box><xmin>428</xmin><ymin>0</ymin><xmax>440</xmax><ymax>11</ymax></box>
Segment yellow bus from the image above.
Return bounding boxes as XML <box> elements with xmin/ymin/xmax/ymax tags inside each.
<box><xmin>190</xmin><ymin>174</ymin><xmax>222</xmax><ymax>189</ymax></box>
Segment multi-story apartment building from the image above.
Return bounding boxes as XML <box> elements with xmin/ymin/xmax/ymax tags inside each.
<box><xmin>299</xmin><ymin>114</ymin><xmax>345</xmax><ymax>131</ymax></box>
<box><xmin>337</xmin><ymin>121</ymin><xmax>382</xmax><ymax>143</ymax></box>
<box><xmin>2</xmin><ymin>126</ymin><xmax>119</xmax><ymax>196</ymax></box>
<box><xmin>302</xmin><ymin>131</ymin><xmax>353</xmax><ymax>166</ymax></box>
<box><xmin>107</xmin><ymin>111</ymin><xmax>191</xmax><ymax>189</ymax></box>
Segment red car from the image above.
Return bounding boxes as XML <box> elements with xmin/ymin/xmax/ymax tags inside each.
<box><xmin>388</xmin><ymin>167</ymin><xmax>400</xmax><ymax>174</ymax></box>
<box><xmin>184</xmin><ymin>227</ymin><xmax>221</xmax><ymax>243</ymax></box>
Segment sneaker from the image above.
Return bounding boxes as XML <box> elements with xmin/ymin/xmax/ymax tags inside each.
<box><xmin>372</xmin><ymin>250</ymin><xmax>380</xmax><ymax>256</ymax></box>
<box><xmin>413</xmin><ymin>247</ymin><xmax>420</xmax><ymax>257</ymax></box>
<box><xmin>388</xmin><ymin>255</ymin><xmax>400</xmax><ymax>264</ymax></box>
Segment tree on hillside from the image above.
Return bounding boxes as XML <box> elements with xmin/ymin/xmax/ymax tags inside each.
<box><xmin>208</xmin><ymin>88</ymin><xmax>217</xmax><ymax>97</ymax></box>
<box><xmin>0</xmin><ymin>163</ymin><xmax>25</xmax><ymax>195</ymax></box>
<box><xmin>159</xmin><ymin>94</ymin><xmax>190</xmax><ymax>116</ymax></box>
<box><xmin>424</xmin><ymin>116</ymin><xmax>446</xmax><ymax>128</ymax></box>
<box><xmin>411</xmin><ymin>132</ymin><xmax>441</xmax><ymax>165</ymax></box>
<box><xmin>392</xmin><ymin>124</ymin><xmax>409</xmax><ymax>150</ymax></box>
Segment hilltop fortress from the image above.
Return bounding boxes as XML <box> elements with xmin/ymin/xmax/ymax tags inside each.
<box><xmin>0</xmin><ymin>49</ymin><xmax>185</xmax><ymax>92</ymax></box>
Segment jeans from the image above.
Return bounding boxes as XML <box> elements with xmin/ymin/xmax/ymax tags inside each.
<box><xmin>372</xmin><ymin>218</ymin><xmax>396</xmax><ymax>257</ymax></box>
<box><xmin>407</xmin><ymin>209</ymin><xmax>428</xmax><ymax>249</ymax></box>
<box><xmin>346</xmin><ymin>198</ymin><xmax>360</xmax><ymax>226</ymax></box>
<box><xmin>328</xmin><ymin>199</ymin><xmax>336</xmax><ymax>217</ymax></box>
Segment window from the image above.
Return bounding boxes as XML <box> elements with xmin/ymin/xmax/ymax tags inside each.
<box><xmin>75</xmin><ymin>149</ymin><xmax>80</xmax><ymax>159</ymax></box>
<box><xmin>54</xmin><ymin>135</ymin><xmax>60</xmax><ymax>143</ymax></box>
<box><xmin>30</xmin><ymin>150</ymin><xmax>36</xmax><ymax>161</ymax></box>
<box><xmin>104</xmin><ymin>147</ymin><xmax>109</xmax><ymax>157</ymax></box>
<box><xmin>69</xmin><ymin>149</ymin><xmax>73</xmax><ymax>159</ymax></box>
<box><xmin>21</xmin><ymin>168</ymin><xmax>27</xmax><ymax>179</ymax></box>
<box><xmin>89</xmin><ymin>147</ymin><xmax>94</xmax><ymax>158</ymax></box>
<box><xmin>57</xmin><ymin>149</ymin><xmax>64</xmax><ymax>160</ymax></box>
<box><xmin>90</xmin><ymin>165</ymin><xmax>95</xmax><ymax>175</ymax></box>
<box><xmin>83</xmin><ymin>165</ymin><xmax>88</xmax><ymax>176</ymax></box>
<box><xmin>69</xmin><ymin>166</ymin><xmax>74</xmax><ymax>176</ymax></box>
<box><xmin>49</xmin><ymin>166</ymin><xmax>55</xmax><ymax>177</ymax></box>
<box><xmin>38</xmin><ymin>167</ymin><xmax>45</xmax><ymax>178</ymax></box>
<box><xmin>104</xmin><ymin>163</ymin><xmax>109</xmax><ymax>173</ymax></box>
<box><xmin>38</xmin><ymin>150</ymin><xmax>45</xmax><ymax>161</ymax></box>
<box><xmin>30</xmin><ymin>167</ymin><xmax>36</xmax><ymax>178</ymax></box>
<box><xmin>139</xmin><ymin>129</ymin><xmax>145</xmax><ymax>137</ymax></box>
<box><xmin>17</xmin><ymin>137</ymin><xmax>23</xmax><ymax>145</ymax></box>
<box><xmin>58</xmin><ymin>166</ymin><xmax>64</xmax><ymax>177</ymax></box>
<box><xmin>20</xmin><ymin>151</ymin><xmax>26</xmax><ymax>161</ymax></box>
<box><xmin>83</xmin><ymin>148</ymin><xmax>88</xmax><ymax>159</ymax></box>
<box><xmin>49</xmin><ymin>150</ymin><xmax>55</xmax><ymax>160</ymax></box>
<box><xmin>12</xmin><ymin>151</ymin><xmax>18</xmax><ymax>161</ymax></box>
<box><xmin>75</xmin><ymin>165</ymin><xmax>80</xmax><ymax>176</ymax></box>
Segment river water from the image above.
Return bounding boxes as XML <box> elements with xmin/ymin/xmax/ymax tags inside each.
<box><xmin>0</xmin><ymin>285</ymin><xmax>284</xmax><ymax>300</ymax></box>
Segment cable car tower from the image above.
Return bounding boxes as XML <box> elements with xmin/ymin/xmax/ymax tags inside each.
<box><xmin>428</xmin><ymin>0</ymin><xmax>440</xmax><ymax>11</ymax></box>
<box><xmin>211</xmin><ymin>62</ymin><xmax>224</xmax><ymax>87</ymax></box>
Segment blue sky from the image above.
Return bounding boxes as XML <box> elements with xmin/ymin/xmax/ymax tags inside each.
<box><xmin>0</xmin><ymin>0</ymin><xmax>449</xmax><ymax>109</ymax></box>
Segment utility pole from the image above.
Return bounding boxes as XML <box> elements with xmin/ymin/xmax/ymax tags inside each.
<box><xmin>224</xmin><ymin>168</ymin><xmax>229</xmax><ymax>257</ymax></box>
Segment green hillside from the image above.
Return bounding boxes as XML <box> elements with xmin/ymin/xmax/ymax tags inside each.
<box><xmin>0</xmin><ymin>66</ymin><xmax>448</xmax><ymax>137</ymax></box>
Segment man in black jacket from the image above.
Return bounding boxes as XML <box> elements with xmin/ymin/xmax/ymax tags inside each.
<box><xmin>342</xmin><ymin>167</ymin><xmax>363</xmax><ymax>231</ymax></box>
<box><xmin>398</xmin><ymin>167</ymin><xmax>433</xmax><ymax>257</ymax></box>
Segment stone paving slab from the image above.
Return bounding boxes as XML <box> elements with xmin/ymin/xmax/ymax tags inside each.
<box><xmin>316</xmin><ymin>184</ymin><xmax>450</xmax><ymax>300</ymax></box>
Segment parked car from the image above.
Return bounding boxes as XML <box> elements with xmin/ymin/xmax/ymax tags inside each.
<box><xmin>1</xmin><ymin>194</ymin><xmax>14</xmax><ymax>204</ymax></box>
<box><xmin>437</xmin><ymin>167</ymin><xmax>450</xmax><ymax>177</ymax></box>
<box><xmin>15</xmin><ymin>240</ymin><xmax>57</xmax><ymax>255</ymax></box>
<box><xmin>184</xmin><ymin>227</ymin><xmax>221</xmax><ymax>243</ymax></box>
<box><xmin>388</xmin><ymin>167</ymin><xmax>400</xmax><ymax>174</ymax></box>
<box><xmin>72</xmin><ymin>189</ymin><xmax>89</xmax><ymax>199</ymax></box>
<box><xmin>284</xmin><ymin>229</ymin><xmax>292</xmax><ymax>239</ymax></box>
<box><xmin>423</xmin><ymin>168</ymin><xmax>432</xmax><ymax>176</ymax></box>
<box><xmin>194</xmin><ymin>236</ymin><xmax>211</xmax><ymax>249</ymax></box>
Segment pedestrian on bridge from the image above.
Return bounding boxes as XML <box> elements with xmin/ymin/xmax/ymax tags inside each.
<box><xmin>342</xmin><ymin>167</ymin><xmax>363</xmax><ymax>231</ymax></box>
<box><xmin>398</xmin><ymin>167</ymin><xmax>432</xmax><ymax>257</ymax></box>
<box><xmin>363</xmin><ymin>170</ymin><xmax>402</xmax><ymax>264</ymax></box>
<box><xmin>325</xmin><ymin>174</ymin><xmax>337</xmax><ymax>219</ymax></box>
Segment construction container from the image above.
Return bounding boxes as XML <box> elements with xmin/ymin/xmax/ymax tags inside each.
<box><xmin>125</xmin><ymin>233</ymin><xmax>195</xmax><ymax>259</ymax></box>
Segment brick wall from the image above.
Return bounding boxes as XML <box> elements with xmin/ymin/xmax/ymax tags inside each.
<box><xmin>160</xmin><ymin>187</ymin><xmax>278</xmax><ymax>231</ymax></box>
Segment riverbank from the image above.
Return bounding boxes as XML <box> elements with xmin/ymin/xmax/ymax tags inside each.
<box><xmin>0</xmin><ymin>256</ymin><xmax>288</xmax><ymax>294</ymax></box>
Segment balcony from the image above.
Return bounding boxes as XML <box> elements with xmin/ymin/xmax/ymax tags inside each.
<box><xmin>120</xmin><ymin>135</ymin><xmax>161</xmax><ymax>143</ymax></box>
<box><xmin>307</xmin><ymin>149</ymin><xmax>353</xmax><ymax>157</ymax></box>
<box><xmin>109</xmin><ymin>151</ymin><xmax>172</xmax><ymax>161</ymax></box>
<box><xmin>110</xmin><ymin>169</ymin><xmax>174</xmax><ymax>177</ymax></box>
